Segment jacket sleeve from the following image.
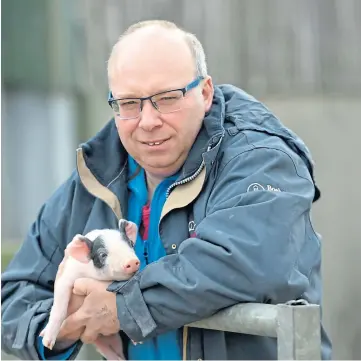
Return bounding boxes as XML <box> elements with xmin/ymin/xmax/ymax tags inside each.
<box><xmin>1</xmin><ymin>174</ymin><xmax>84</xmax><ymax>360</ymax></box>
<box><xmin>108</xmin><ymin>146</ymin><xmax>322</xmax><ymax>341</ymax></box>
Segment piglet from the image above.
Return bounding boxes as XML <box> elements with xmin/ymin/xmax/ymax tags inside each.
<box><xmin>40</xmin><ymin>219</ymin><xmax>141</xmax><ymax>360</ymax></box>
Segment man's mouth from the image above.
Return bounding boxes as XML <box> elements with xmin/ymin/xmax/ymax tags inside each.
<box><xmin>141</xmin><ymin>139</ymin><xmax>169</xmax><ymax>146</ymax></box>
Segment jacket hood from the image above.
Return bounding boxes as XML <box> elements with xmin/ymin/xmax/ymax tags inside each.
<box><xmin>78</xmin><ymin>120</ymin><xmax>126</xmax><ymax>187</ymax></box>
<box><xmin>218</xmin><ymin>84</ymin><xmax>321</xmax><ymax>202</ymax></box>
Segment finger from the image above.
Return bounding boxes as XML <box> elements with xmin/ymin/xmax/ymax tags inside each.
<box><xmin>104</xmin><ymin>334</ymin><xmax>124</xmax><ymax>353</ymax></box>
<box><xmin>59</xmin><ymin>309</ymin><xmax>87</xmax><ymax>334</ymax></box>
<box><xmin>94</xmin><ymin>335</ymin><xmax>125</xmax><ymax>360</ymax></box>
<box><xmin>67</xmin><ymin>293</ymin><xmax>86</xmax><ymax>316</ymax></box>
<box><xmin>80</xmin><ymin>325</ymin><xmax>99</xmax><ymax>344</ymax></box>
<box><xmin>57</xmin><ymin>326</ymin><xmax>85</xmax><ymax>342</ymax></box>
<box><xmin>73</xmin><ymin>278</ymin><xmax>94</xmax><ymax>296</ymax></box>
<box><xmin>67</xmin><ymin>326</ymin><xmax>85</xmax><ymax>340</ymax></box>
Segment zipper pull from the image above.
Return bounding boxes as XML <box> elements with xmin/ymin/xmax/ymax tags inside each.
<box><xmin>144</xmin><ymin>240</ymin><xmax>149</xmax><ymax>264</ymax></box>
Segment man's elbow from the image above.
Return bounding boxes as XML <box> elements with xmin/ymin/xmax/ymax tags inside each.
<box><xmin>259</xmin><ymin>266</ymin><xmax>311</xmax><ymax>304</ymax></box>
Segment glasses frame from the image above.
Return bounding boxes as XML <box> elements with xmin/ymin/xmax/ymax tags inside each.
<box><xmin>107</xmin><ymin>76</ymin><xmax>204</xmax><ymax>119</ymax></box>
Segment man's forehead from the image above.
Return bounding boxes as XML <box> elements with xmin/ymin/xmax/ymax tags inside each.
<box><xmin>118</xmin><ymin>25</ymin><xmax>188</xmax><ymax>51</ymax></box>
<box><xmin>113</xmin><ymin>34</ymin><xmax>192</xmax><ymax>69</ymax></box>
<box><xmin>109</xmin><ymin>28</ymin><xmax>195</xmax><ymax>97</ymax></box>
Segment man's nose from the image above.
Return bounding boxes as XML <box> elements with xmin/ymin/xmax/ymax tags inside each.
<box><xmin>138</xmin><ymin>100</ymin><xmax>162</xmax><ymax>131</ymax></box>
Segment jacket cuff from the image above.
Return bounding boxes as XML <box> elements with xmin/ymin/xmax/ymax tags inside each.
<box><xmin>107</xmin><ymin>276</ymin><xmax>157</xmax><ymax>341</ymax></box>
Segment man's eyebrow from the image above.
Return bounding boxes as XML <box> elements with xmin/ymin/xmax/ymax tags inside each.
<box><xmin>153</xmin><ymin>83</ymin><xmax>185</xmax><ymax>94</ymax></box>
<box><xmin>112</xmin><ymin>93</ymin><xmax>139</xmax><ymax>99</ymax></box>
<box><xmin>112</xmin><ymin>85</ymin><xmax>181</xmax><ymax>99</ymax></box>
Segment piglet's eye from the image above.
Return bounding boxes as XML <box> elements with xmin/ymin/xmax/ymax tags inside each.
<box><xmin>99</xmin><ymin>252</ymin><xmax>107</xmax><ymax>259</ymax></box>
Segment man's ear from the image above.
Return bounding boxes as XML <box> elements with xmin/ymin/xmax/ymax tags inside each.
<box><xmin>66</xmin><ymin>235</ymin><xmax>92</xmax><ymax>263</ymax></box>
<box><xmin>202</xmin><ymin>76</ymin><xmax>214</xmax><ymax>112</ymax></box>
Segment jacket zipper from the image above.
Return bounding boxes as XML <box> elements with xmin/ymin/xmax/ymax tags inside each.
<box><xmin>163</xmin><ymin>144</ymin><xmax>213</xmax><ymax>361</ymax></box>
<box><xmin>161</xmin><ymin>160</ymin><xmax>206</xmax><ymax>361</ymax></box>
<box><xmin>165</xmin><ymin>161</ymin><xmax>205</xmax><ymax>198</ymax></box>
<box><xmin>144</xmin><ymin>239</ymin><xmax>149</xmax><ymax>265</ymax></box>
<box><xmin>165</xmin><ymin>145</ymin><xmax>212</xmax><ymax>199</ymax></box>
<box><xmin>163</xmin><ymin>139</ymin><xmax>222</xmax><ymax>359</ymax></box>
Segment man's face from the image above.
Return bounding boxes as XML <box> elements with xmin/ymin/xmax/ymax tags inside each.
<box><xmin>108</xmin><ymin>28</ymin><xmax>214</xmax><ymax>178</ymax></box>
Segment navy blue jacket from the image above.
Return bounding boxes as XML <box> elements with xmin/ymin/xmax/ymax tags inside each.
<box><xmin>1</xmin><ymin>84</ymin><xmax>332</xmax><ymax>359</ymax></box>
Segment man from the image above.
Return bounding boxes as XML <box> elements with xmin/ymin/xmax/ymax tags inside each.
<box><xmin>1</xmin><ymin>20</ymin><xmax>332</xmax><ymax>360</ymax></box>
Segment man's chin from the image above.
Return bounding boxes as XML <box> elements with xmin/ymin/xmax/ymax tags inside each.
<box><xmin>141</xmin><ymin>156</ymin><xmax>184</xmax><ymax>176</ymax></box>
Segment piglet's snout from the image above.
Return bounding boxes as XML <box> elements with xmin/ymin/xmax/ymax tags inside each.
<box><xmin>123</xmin><ymin>259</ymin><xmax>140</xmax><ymax>274</ymax></box>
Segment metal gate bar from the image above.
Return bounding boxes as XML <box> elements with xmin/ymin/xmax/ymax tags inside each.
<box><xmin>187</xmin><ymin>300</ymin><xmax>321</xmax><ymax>360</ymax></box>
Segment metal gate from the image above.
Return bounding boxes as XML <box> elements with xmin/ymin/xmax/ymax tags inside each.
<box><xmin>188</xmin><ymin>299</ymin><xmax>321</xmax><ymax>360</ymax></box>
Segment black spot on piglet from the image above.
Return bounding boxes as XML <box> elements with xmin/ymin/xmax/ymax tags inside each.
<box><xmin>91</xmin><ymin>236</ymin><xmax>108</xmax><ymax>269</ymax></box>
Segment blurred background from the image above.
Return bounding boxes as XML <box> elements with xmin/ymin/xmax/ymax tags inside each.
<box><xmin>1</xmin><ymin>0</ymin><xmax>360</xmax><ymax>359</ymax></box>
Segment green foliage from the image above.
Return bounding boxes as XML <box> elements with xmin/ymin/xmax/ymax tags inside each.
<box><xmin>1</xmin><ymin>247</ymin><xmax>19</xmax><ymax>272</ymax></box>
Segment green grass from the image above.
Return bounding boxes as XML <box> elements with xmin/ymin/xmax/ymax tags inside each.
<box><xmin>1</xmin><ymin>245</ymin><xmax>20</xmax><ymax>272</ymax></box>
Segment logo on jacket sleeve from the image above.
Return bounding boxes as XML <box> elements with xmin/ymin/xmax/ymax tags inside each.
<box><xmin>247</xmin><ymin>183</ymin><xmax>265</xmax><ymax>192</ymax></box>
<box><xmin>247</xmin><ymin>183</ymin><xmax>281</xmax><ymax>192</ymax></box>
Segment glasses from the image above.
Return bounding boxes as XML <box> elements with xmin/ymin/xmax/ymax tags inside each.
<box><xmin>108</xmin><ymin>76</ymin><xmax>204</xmax><ymax>120</ymax></box>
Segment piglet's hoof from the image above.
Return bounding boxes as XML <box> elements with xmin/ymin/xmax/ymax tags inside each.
<box><xmin>42</xmin><ymin>336</ymin><xmax>56</xmax><ymax>350</ymax></box>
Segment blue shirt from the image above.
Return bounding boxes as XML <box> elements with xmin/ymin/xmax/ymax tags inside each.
<box><xmin>126</xmin><ymin>155</ymin><xmax>181</xmax><ymax>360</ymax></box>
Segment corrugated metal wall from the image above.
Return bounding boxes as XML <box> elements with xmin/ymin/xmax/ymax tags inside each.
<box><xmin>69</xmin><ymin>0</ymin><xmax>361</xmax><ymax>96</ymax></box>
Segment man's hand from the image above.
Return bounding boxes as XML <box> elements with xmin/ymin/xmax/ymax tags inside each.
<box><xmin>58</xmin><ymin>278</ymin><xmax>120</xmax><ymax>344</ymax></box>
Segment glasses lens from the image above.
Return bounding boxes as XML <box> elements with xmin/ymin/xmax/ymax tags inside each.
<box><xmin>153</xmin><ymin>90</ymin><xmax>183</xmax><ymax>113</ymax></box>
<box><xmin>111</xmin><ymin>99</ymin><xmax>141</xmax><ymax>119</ymax></box>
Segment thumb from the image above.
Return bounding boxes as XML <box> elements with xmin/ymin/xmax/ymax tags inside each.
<box><xmin>73</xmin><ymin>277</ymin><xmax>94</xmax><ymax>296</ymax></box>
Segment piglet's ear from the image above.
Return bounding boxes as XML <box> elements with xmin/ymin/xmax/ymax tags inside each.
<box><xmin>66</xmin><ymin>235</ymin><xmax>92</xmax><ymax>263</ymax></box>
<box><xmin>119</xmin><ymin>219</ymin><xmax>138</xmax><ymax>245</ymax></box>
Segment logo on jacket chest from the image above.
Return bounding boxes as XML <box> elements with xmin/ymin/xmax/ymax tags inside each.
<box><xmin>188</xmin><ymin>220</ymin><xmax>196</xmax><ymax>237</ymax></box>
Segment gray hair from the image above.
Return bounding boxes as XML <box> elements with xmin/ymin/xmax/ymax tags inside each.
<box><xmin>107</xmin><ymin>20</ymin><xmax>208</xmax><ymax>79</ymax></box>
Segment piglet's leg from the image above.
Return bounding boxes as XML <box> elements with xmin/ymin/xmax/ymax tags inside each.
<box><xmin>40</xmin><ymin>277</ymin><xmax>74</xmax><ymax>350</ymax></box>
<box><xmin>93</xmin><ymin>334</ymin><xmax>125</xmax><ymax>361</ymax></box>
